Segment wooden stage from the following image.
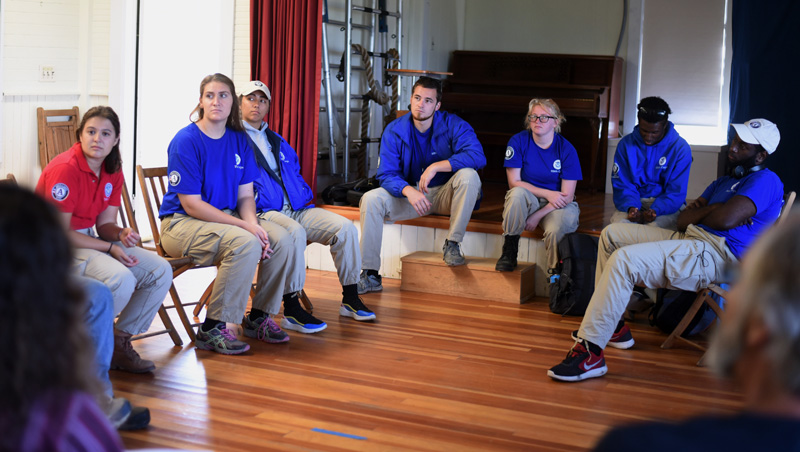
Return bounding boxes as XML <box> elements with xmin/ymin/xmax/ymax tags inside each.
<box><xmin>115</xmin><ymin>269</ymin><xmax>741</xmax><ymax>451</ymax></box>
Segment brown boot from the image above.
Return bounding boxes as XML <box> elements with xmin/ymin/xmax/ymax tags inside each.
<box><xmin>111</xmin><ymin>329</ymin><xmax>155</xmax><ymax>373</ymax></box>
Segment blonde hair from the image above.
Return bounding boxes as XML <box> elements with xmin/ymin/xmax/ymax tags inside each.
<box><xmin>525</xmin><ymin>98</ymin><xmax>566</xmax><ymax>133</ymax></box>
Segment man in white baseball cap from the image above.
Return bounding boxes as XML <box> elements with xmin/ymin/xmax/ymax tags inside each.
<box><xmin>731</xmin><ymin>118</ymin><xmax>780</xmax><ymax>154</ymax></box>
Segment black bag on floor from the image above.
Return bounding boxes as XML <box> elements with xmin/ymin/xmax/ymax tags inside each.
<box><xmin>549</xmin><ymin>233</ymin><xmax>600</xmax><ymax>316</ymax></box>
<box><xmin>322</xmin><ymin>177</ymin><xmax>379</xmax><ymax>207</ymax></box>
<box><xmin>649</xmin><ymin>289</ymin><xmax>717</xmax><ymax>337</ymax></box>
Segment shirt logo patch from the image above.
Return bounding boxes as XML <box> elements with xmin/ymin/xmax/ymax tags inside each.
<box><xmin>553</xmin><ymin>159</ymin><xmax>562</xmax><ymax>171</ymax></box>
<box><xmin>169</xmin><ymin>171</ymin><xmax>181</xmax><ymax>186</ymax></box>
<box><xmin>104</xmin><ymin>182</ymin><xmax>113</xmax><ymax>200</ymax></box>
<box><xmin>612</xmin><ymin>163</ymin><xmax>619</xmax><ymax>177</ymax></box>
<box><xmin>235</xmin><ymin>154</ymin><xmax>242</xmax><ymax>166</ymax></box>
<box><xmin>51</xmin><ymin>183</ymin><xmax>69</xmax><ymax>201</ymax></box>
<box><xmin>731</xmin><ymin>181</ymin><xmax>741</xmax><ymax>191</ymax></box>
<box><xmin>659</xmin><ymin>156</ymin><xmax>667</xmax><ymax>166</ymax></box>
<box><xmin>505</xmin><ymin>146</ymin><xmax>514</xmax><ymax>160</ymax></box>
<box><xmin>279</xmin><ymin>151</ymin><xmax>286</xmax><ymax>162</ymax></box>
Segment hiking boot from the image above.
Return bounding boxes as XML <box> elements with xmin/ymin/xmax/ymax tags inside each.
<box><xmin>571</xmin><ymin>324</ymin><xmax>635</xmax><ymax>350</ymax></box>
<box><xmin>111</xmin><ymin>329</ymin><xmax>155</xmax><ymax>373</ymax></box>
<box><xmin>547</xmin><ymin>339</ymin><xmax>607</xmax><ymax>382</ymax></box>
<box><xmin>340</xmin><ymin>297</ymin><xmax>377</xmax><ymax>321</ymax></box>
<box><xmin>100</xmin><ymin>396</ymin><xmax>132</xmax><ymax>430</ymax></box>
<box><xmin>195</xmin><ymin>323</ymin><xmax>251</xmax><ymax>355</ymax></box>
<box><xmin>357</xmin><ymin>270</ymin><xmax>383</xmax><ymax>294</ymax></box>
<box><xmin>118</xmin><ymin>406</ymin><xmax>151</xmax><ymax>431</ymax></box>
<box><xmin>495</xmin><ymin>234</ymin><xmax>520</xmax><ymax>271</ymax></box>
<box><xmin>243</xmin><ymin>313</ymin><xmax>290</xmax><ymax>343</ymax></box>
<box><xmin>443</xmin><ymin>239</ymin><xmax>466</xmax><ymax>266</ymax></box>
<box><xmin>282</xmin><ymin>300</ymin><xmax>327</xmax><ymax>334</ymax></box>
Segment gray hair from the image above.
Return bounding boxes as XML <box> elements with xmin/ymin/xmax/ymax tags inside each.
<box><xmin>708</xmin><ymin>211</ymin><xmax>800</xmax><ymax>394</ymax></box>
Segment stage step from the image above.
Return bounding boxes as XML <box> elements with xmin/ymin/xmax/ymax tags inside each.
<box><xmin>400</xmin><ymin>251</ymin><xmax>535</xmax><ymax>304</ymax></box>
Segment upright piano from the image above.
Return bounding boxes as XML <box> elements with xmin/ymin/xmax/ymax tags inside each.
<box><xmin>443</xmin><ymin>51</ymin><xmax>623</xmax><ymax>191</ymax></box>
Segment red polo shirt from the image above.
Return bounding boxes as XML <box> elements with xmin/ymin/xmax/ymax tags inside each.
<box><xmin>35</xmin><ymin>142</ymin><xmax>123</xmax><ymax>230</ymax></box>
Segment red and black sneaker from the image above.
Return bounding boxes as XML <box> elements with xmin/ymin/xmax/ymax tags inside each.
<box><xmin>547</xmin><ymin>339</ymin><xmax>608</xmax><ymax>382</ymax></box>
<box><xmin>571</xmin><ymin>324</ymin><xmax>635</xmax><ymax>350</ymax></box>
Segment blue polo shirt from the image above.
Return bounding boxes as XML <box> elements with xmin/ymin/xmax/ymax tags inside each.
<box><xmin>159</xmin><ymin>123</ymin><xmax>260</xmax><ymax>217</ymax></box>
<box><xmin>697</xmin><ymin>169</ymin><xmax>784</xmax><ymax>260</ymax></box>
<box><xmin>504</xmin><ymin>131</ymin><xmax>582</xmax><ymax>191</ymax></box>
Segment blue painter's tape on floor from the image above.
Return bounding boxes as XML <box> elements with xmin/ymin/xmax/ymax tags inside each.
<box><xmin>311</xmin><ymin>428</ymin><xmax>367</xmax><ymax>440</ymax></box>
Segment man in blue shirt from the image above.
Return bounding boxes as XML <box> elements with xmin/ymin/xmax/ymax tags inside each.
<box><xmin>548</xmin><ymin>118</ymin><xmax>784</xmax><ymax>382</ymax></box>
<box><xmin>358</xmin><ymin>76</ymin><xmax>486</xmax><ymax>294</ymax></box>
<box><xmin>239</xmin><ymin>80</ymin><xmax>375</xmax><ymax>336</ymax></box>
<box><xmin>611</xmin><ymin>97</ymin><xmax>692</xmax><ymax>230</ymax></box>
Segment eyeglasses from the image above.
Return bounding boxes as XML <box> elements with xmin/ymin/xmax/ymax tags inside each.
<box><xmin>638</xmin><ymin>106</ymin><xmax>667</xmax><ymax>117</ymax></box>
<box><xmin>527</xmin><ymin>114</ymin><xmax>556</xmax><ymax>123</ymax></box>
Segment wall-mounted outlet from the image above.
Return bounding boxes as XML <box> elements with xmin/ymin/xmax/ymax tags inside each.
<box><xmin>40</xmin><ymin>66</ymin><xmax>56</xmax><ymax>82</ymax></box>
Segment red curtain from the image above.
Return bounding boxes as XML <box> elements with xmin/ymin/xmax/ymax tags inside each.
<box><xmin>250</xmin><ymin>0</ymin><xmax>322</xmax><ymax>194</ymax></box>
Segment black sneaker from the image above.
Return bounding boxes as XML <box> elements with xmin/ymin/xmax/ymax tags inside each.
<box><xmin>443</xmin><ymin>239</ymin><xmax>466</xmax><ymax>266</ymax></box>
<box><xmin>282</xmin><ymin>304</ymin><xmax>327</xmax><ymax>334</ymax></box>
<box><xmin>570</xmin><ymin>324</ymin><xmax>634</xmax><ymax>350</ymax></box>
<box><xmin>340</xmin><ymin>297</ymin><xmax>376</xmax><ymax>321</ymax></box>
<box><xmin>547</xmin><ymin>339</ymin><xmax>607</xmax><ymax>382</ymax></box>
<box><xmin>118</xmin><ymin>406</ymin><xmax>151</xmax><ymax>431</ymax></box>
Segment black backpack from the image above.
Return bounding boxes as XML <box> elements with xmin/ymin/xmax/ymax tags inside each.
<box><xmin>549</xmin><ymin>233</ymin><xmax>600</xmax><ymax>316</ymax></box>
<box><xmin>649</xmin><ymin>288</ymin><xmax>718</xmax><ymax>337</ymax></box>
<box><xmin>321</xmin><ymin>177</ymin><xmax>379</xmax><ymax>207</ymax></box>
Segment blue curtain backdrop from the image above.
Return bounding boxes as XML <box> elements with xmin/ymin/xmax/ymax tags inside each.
<box><xmin>730</xmin><ymin>0</ymin><xmax>800</xmax><ymax>193</ymax></box>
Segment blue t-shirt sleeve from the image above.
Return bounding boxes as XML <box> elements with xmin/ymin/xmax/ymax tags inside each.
<box><xmin>166</xmin><ymin>130</ymin><xmax>203</xmax><ymax>195</ymax></box>
<box><xmin>559</xmin><ymin>138</ymin><xmax>582</xmax><ymax>181</ymax></box>
<box><xmin>700</xmin><ymin>178</ymin><xmax>721</xmax><ymax>202</ymax></box>
<box><xmin>611</xmin><ymin>138</ymin><xmax>643</xmax><ymax>211</ymax></box>
<box><xmin>734</xmin><ymin>171</ymin><xmax>782</xmax><ymax>215</ymax></box>
<box><xmin>504</xmin><ymin>134</ymin><xmax>524</xmax><ymax>169</ymax></box>
<box><xmin>237</xmin><ymin>132</ymin><xmax>260</xmax><ymax>186</ymax></box>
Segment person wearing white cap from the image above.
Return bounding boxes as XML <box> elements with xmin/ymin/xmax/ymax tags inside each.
<box><xmin>548</xmin><ymin>118</ymin><xmax>785</xmax><ymax>382</ymax></box>
<box><xmin>239</xmin><ymin>80</ymin><xmax>375</xmax><ymax>336</ymax></box>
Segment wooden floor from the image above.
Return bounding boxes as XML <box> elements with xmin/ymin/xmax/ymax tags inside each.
<box><xmin>115</xmin><ymin>270</ymin><xmax>742</xmax><ymax>451</ymax></box>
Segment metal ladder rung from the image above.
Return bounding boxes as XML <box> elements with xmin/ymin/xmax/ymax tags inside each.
<box><xmin>352</xmin><ymin>5</ymin><xmax>401</xmax><ymax>18</ymax></box>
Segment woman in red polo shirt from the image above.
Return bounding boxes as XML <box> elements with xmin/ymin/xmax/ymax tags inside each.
<box><xmin>36</xmin><ymin>106</ymin><xmax>171</xmax><ymax>374</ymax></box>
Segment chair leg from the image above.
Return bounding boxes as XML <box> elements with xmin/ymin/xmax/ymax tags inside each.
<box><xmin>299</xmin><ymin>289</ymin><xmax>313</xmax><ymax>313</ymax></box>
<box><xmin>661</xmin><ymin>289</ymin><xmax>712</xmax><ymax>349</ymax></box>
<box><xmin>192</xmin><ymin>279</ymin><xmax>215</xmax><ymax>317</ymax></box>
<box><xmin>157</xmin><ymin>304</ymin><xmax>183</xmax><ymax>346</ymax></box>
<box><xmin>170</xmin><ymin>284</ymin><xmax>198</xmax><ymax>342</ymax></box>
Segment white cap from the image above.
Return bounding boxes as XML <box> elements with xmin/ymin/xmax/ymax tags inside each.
<box><xmin>731</xmin><ymin>118</ymin><xmax>780</xmax><ymax>154</ymax></box>
<box><xmin>240</xmin><ymin>80</ymin><xmax>271</xmax><ymax>101</ymax></box>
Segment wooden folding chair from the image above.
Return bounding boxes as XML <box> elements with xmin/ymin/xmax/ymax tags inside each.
<box><xmin>118</xmin><ymin>180</ymin><xmax>183</xmax><ymax>346</ymax></box>
<box><xmin>37</xmin><ymin>106</ymin><xmax>80</xmax><ymax>169</ymax></box>
<box><xmin>662</xmin><ymin>191</ymin><xmax>796</xmax><ymax>357</ymax></box>
<box><xmin>136</xmin><ymin>165</ymin><xmax>214</xmax><ymax>342</ymax></box>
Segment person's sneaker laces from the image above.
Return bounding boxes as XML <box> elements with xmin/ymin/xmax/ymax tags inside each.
<box><xmin>195</xmin><ymin>323</ymin><xmax>251</xmax><ymax>355</ymax></box>
<box><xmin>570</xmin><ymin>324</ymin><xmax>635</xmax><ymax>350</ymax></box>
<box><xmin>281</xmin><ymin>306</ymin><xmax>327</xmax><ymax>334</ymax></box>
<box><xmin>340</xmin><ymin>297</ymin><xmax>376</xmax><ymax>321</ymax></box>
<box><xmin>547</xmin><ymin>339</ymin><xmax>607</xmax><ymax>382</ymax></box>
<box><xmin>357</xmin><ymin>270</ymin><xmax>383</xmax><ymax>294</ymax></box>
<box><xmin>443</xmin><ymin>239</ymin><xmax>466</xmax><ymax>266</ymax></box>
<box><xmin>243</xmin><ymin>313</ymin><xmax>290</xmax><ymax>343</ymax></box>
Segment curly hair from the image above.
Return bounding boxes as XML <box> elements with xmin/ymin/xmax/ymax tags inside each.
<box><xmin>191</xmin><ymin>73</ymin><xmax>245</xmax><ymax>132</ymax></box>
<box><xmin>0</xmin><ymin>186</ymin><xmax>99</xmax><ymax>424</ymax></box>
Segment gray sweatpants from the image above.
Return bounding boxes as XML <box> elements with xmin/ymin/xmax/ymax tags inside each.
<box><xmin>578</xmin><ymin>223</ymin><xmax>736</xmax><ymax>349</ymax></box>
<box><xmin>256</xmin><ymin>206</ymin><xmax>360</xmax><ymax>314</ymax></box>
<box><xmin>501</xmin><ymin>186</ymin><xmax>580</xmax><ymax>270</ymax></box>
<box><xmin>610</xmin><ymin>197</ymin><xmax>681</xmax><ymax>230</ymax></box>
<box><xmin>359</xmin><ymin>168</ymin><xmax>482</xmax><ymax>271</ymax></box>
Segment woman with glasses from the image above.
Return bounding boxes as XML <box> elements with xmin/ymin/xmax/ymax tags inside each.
<box><xmin>495</xmin><ymin>98</ymin><xmax>582</xmax><ymax>274</ymax></box>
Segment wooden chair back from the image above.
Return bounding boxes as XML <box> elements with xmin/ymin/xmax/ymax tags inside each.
<box><xmin>778</xmin><ymin>191</ymin><xmax>796</xmax><ymax>226</ymax></box>
<box><xmin>37</xmin><ymin>107</ymin><xmax>80</xmax><ymax>169</ymax></box>
<box><xmin>1</xmin><ymin>173</ymin><xmax>17</xmax><ymax>186</ymax></box>
<box><xmin>135</xmin><ymin>166</ymin><xmax>172</xmax><ymax>258</ymax></box>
